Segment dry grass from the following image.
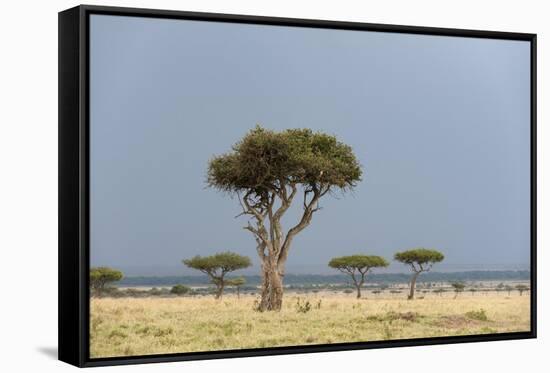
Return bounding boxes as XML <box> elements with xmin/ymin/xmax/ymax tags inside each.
<box><xmin>90</xmin><ymin>292</ymin><xmax>530</xmax><ymax>358</ymax></box>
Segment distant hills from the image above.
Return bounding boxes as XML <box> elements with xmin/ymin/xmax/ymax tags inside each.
<box><xmin>117</xmin><ymin>270</ymin><xmax>530</xmax><ymax>287</ymax></box>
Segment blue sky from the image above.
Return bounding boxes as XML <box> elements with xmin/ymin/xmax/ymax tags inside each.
<box><xmin>89</xmin><ymin>15</ymin><xmax>531</xmax><ymax>275</ymax></box>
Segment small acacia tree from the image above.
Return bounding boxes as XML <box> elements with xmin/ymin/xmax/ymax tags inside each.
<box><xmin>515</xmin><ymin>284</ymin><xmax>528</xmax><ymax>296</ymax></box>
<box><xmin>227</xmin><ymin>276</ymin><xmax>246</xmax><ymax>298</ymax></box>
<box><xmin>451</xmin><ymin>282</ymin><xmax>465</xmax><ymax>299</ymax></box>
<box><xmin>90</xmin><ymin>267</ymin><xmax>123</xmax><ymax>296</ymax></box>
<box><xmin>394</xmin><ymin>248</ymin><xmax>444</xmax><ymax>300</ymax></box>
<box><xmin>208</xmin><ymin>126</ymin><xmax>361</xmax><ymax>311</ymax></box>
<box><xmin>328</xmin><ymin>255</ymin><xmax>389</xmax><ymax>298</ymax></box>
<box><xmin>183</xmin><ymin>252</ymin><xmax>251</xmax><ymax>299</ymax></box>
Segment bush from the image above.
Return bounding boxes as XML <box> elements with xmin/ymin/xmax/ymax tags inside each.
<box><xmin>170</xmin><ymin>284</ymin><xmax>191</xmax><ymax>295</ymax></box>
<box><xmin>295</xmin><ymin>298</ymin><xmax>312</xmax><ymax>313</ymax></box>
<box><xmin>367</xmin><ymin>311</ymin><xmax>420</xmax><ymax>323</ymax></box>
<box><xmin>465</xmin><ymin>308</ymin><xmax>488</xmax><ymax>321</ymax></box>
<box><xmin>123</xmin><ymin>288</ymin><xmax>148</xmax><ymax>297</ymax></box>
<box><xmin>148</xmin><ymin>287</ymin><xmax>170</xmax><ymax>296</ymax></box>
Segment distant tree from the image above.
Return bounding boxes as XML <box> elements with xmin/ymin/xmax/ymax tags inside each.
<box><xmin>328</xmin><ymin>255</ymin><xmax>389</xmax><ymax>298</ymax></box>
<box><xmin>90</xmin><ymin>267</ymin><xmax>123</xmax><ymax>296</ymax></box>
<box><xmin>170</xmin><ymin>284</ymin><xmax>191</xmax><ymax>296</ymax></box>
<box><xmin>433</xmin><ymin>288</ymin><xmax>445</xmax><ymax>297</ymax></box>
<box><xmin>207</xmin><ymin>126</ymin><xmax>361</xmax><ymax>311</ymax></box>
<box><xmin>505</xmin><ymin>285</ymin><xmax>513</xmax><ymax>296</ymax></box>
<box><xmin>515</xmin><ymin>284</ymin><xmax>529</xmax><ymax>296</ymax></box>
<box><xmin>227</xmin><ymin>276</ymin><xmax>247</xmax><ymax>298</ymax></box>
<box><xmin>451</xmin><ymin>282</ymin><xmax>465</xmax><ymax>299</ymax></box>
<box><xmin>183</xmin><ymin>252</ymin><xmax>251</xmax><ymax>299</ymax></box>
<box><xmin>468</xmin><ymin>288</ymin><xmax>477</xmax><ymax>296</ymax></box>
<box><xmin>394</xmin><ymin>248</ymin><xmax>444</xmax><ymax>300</ymax></box>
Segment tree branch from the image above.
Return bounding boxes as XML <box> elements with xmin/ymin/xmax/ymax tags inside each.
<box><xmin>277</xmin><ymin>188</ymin><xmax>323</xmax><ymax>267</ymax></box>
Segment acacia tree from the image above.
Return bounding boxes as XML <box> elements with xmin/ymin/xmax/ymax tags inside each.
<box><xmin>394</xmin><ymin>248</ymin><xmax>444</xmax><ymax>300</ymax></box>
<box><xmin>451</xmin><ymin>282</ymin><xmax>465</xmax><ymax>299</ymax></box>
<box><xmin>228</xmin><ymin>276</ymin><xmax>246</xmax><ymax>298</ymax></box>
<box><xmin>208</xmin><ymin>126</ymin><xmax>361</xmax><ymax>311</ymax></box>
<box><xmin>328</xmin><ymin>255</ymin><xmax>389</xmax><ymax>298</ymax></box>
<box><xmin>90</xmin><ymin>267</ymin><xmax>123</xmax><ymax>296</ymax></box>
<box><xmin>183</xmin><ymin>252</ymin><xmax>251</xmax><ymax>299</ymax></box>
<box><xmin>515</xmin><ymin>284</ymin><xmax>528</xmax><ymax>296</ymax></box>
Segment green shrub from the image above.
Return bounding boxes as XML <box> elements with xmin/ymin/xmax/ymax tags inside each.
<box><xmin>465</xmin><ymin>308</ymin><xmax>488</xmax><ymax>321</ymax></box>
<box><xmin>170</xmin><ymin>284</ymin><xmax>191</xmax><ymax>295</ymax></box>
<box><xmin>367</xmin><ymin>311</ymin><xmax>420</xmax><ymax>323</ymax></box>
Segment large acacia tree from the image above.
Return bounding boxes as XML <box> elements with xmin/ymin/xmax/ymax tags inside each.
<box><xmin>328</xmin><ymin>255</ymin><xmax>388</xmax><ymax>298</ymax></box>
<box><xmin>394</xmin><ymin>248</ymin><xmax>444</xmax><ymax>300</ymax></box>
<box><xmin>208</xmin><ymin>126</ymin><xmax>362</xmax><ymax>311</ymax></box>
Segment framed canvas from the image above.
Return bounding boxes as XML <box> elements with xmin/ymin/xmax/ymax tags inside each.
<box><xmin>58</xmin><ymin>5</ymin><xmax>537</xmax><ymax>367</ymax></box>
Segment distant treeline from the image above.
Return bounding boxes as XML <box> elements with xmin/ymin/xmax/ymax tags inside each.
<box><xmin>117</xmin><ymin>270</ymin><xmax>530</xmax><ymax>287</ymax></box>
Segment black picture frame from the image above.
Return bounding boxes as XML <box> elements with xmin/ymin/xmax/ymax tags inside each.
<box><xmin>58</xmin><ymin>4</ymin><xmax>537</xmax><ymax>368</ymax></box>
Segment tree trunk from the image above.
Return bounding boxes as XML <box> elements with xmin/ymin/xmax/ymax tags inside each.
<box><xmin>356</xmin><ymin>285</ymin><xmax>361</xmax><ymax>299</ymax></box>
<box><xmin>408</xmin><ymin>272</ymin><xmax>420</xmax><ymax>300</ymax></box>
<box><xmin>258</xmin><ymin>262</ymin><xmax>284</xmax><ymax>311</ymax></box>
<box><xmin>215</xmin><ymin>283</ymin><xmax>224</xmax><ymax>299</ymax></box>
<box><xmin>243</xmin><ymin>185</ymin><xmax>320</xmax><ymax>312</ymax></box>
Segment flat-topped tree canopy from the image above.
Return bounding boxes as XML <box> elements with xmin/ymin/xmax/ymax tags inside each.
<box><xmin>394</xmin><ymin>248</ymin><xmax>445</xmax><ymax>268</ymax></box>
<box><xmin>207</xmin><ymin>125</ymin><xmax>362</xmax><ymax>196</ymax></box>
<box><xmin>89</xmin><ymin>267</ymin><xmax>124</xmax><ymax>296</ymax></box>
<box><xmin>329</xmin><ymin>255</ymin><xmax>389</xmax><ymax>271</ymax></box>
<box><xmin>227</xmin><ymin>276</ymin><xmax>246</xmax><ymax>287</ymax></box>
<box><xmin>183</xmin><ymin>252</ymin><xmax>251</xmax><ymax>275</ymax></box>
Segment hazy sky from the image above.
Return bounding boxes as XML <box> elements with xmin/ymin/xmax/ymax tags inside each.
<box><xmin>89</xmin><ymin>15</ymin><xmax>531</xmax><ymax>276</ymax></box>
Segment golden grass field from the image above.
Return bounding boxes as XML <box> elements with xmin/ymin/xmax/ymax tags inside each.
<box><xmin>90</xmin><ymin>292</ymin><xmax>530</xmax><ymax>358</ymax></box>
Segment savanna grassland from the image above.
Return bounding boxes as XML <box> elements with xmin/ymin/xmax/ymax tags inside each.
<box><xmin>90</xmin><ymin>291</ymin><xmax>530</xmax><ymax>358</ymax></box>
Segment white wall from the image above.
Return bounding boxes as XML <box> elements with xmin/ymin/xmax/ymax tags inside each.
<box><xmin>0</xmin><ymin>0</ymin><xmax>546</xmax><ymax>372</ymax></box>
